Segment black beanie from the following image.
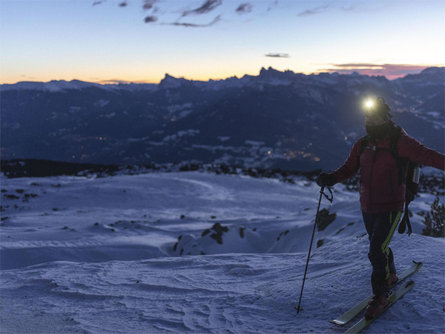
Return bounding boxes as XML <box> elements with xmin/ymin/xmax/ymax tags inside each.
<box><xmin>375</xmin><ymin>97</ymin><xmax>392</xmax><ymax>120</ymax></box>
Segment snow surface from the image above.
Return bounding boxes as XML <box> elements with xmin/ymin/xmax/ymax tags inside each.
<box><xmin>0</xmin><ymin>172</ymin><xmax>444</xmax><ymax>333</ymax></box>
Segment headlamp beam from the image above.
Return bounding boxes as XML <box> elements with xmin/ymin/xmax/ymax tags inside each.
<box><xmin>365</xmin><ymin>99</ymin><xmax>375</xmax><ymax>109</ymax></box>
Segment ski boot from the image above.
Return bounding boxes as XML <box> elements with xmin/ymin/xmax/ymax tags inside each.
<box><xmin>364</xmin><ymin>295</ymin><xmax>388</xmax><ymax>320</ymax></box>
<box><xmin>387</xmin><ymin>273</ymin><xmax>398</xmax><ymax>287</ymax></box>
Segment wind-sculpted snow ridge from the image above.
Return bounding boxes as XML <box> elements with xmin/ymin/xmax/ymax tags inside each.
<box><xmin>0</xmin><ymin>172</ymin><xmax>444</xmax><ymax>333</ymax></box>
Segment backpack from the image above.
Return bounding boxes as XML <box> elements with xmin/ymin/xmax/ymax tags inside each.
<box><xmin>358</xmin><ymin>126</ymin><xmax>421</xmax><ymax>235</ymax></box>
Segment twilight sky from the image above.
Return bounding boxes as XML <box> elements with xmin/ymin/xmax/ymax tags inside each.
<box><xmin>1</xmin><ymin>0</ymin><xmax>444</xmax><ymax>84</ymax></box>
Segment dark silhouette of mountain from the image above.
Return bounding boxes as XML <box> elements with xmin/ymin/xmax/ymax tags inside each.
<box><xmin>1</xmin><ymin>67</ymin><xmax>444</xmax><ymax>170</ymax></box>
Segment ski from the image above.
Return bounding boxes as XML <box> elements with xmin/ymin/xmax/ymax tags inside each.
<box><xmin>343</xmin><ymin>280</ymin><xmax>415</xmax><ymax>334</ymax></box>
<box><xmin>331</xmin><ymin>261</ymin><xmax>422</xmax><ymax>325</ymax></box>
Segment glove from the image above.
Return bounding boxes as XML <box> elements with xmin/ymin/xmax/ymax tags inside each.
<box><xmin>316</xmin><ymin>172</ymin><xmax>336</xmax><ymax>187</ymax></box>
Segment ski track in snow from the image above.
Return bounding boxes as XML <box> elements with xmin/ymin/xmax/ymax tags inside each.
<box><xmin>0</xmin><ymin>171</ymin><xmax>444</xmax><ymax>333</ymax></box>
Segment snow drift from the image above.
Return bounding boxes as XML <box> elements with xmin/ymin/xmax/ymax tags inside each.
<box><xmin>0</xmin><ymin>171</ymin><xmax>444</xmax><ymax>333</ymax></box>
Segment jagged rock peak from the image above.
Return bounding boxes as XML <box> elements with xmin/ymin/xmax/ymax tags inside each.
<box><xmin>163</xmin><ymin>73</ymin><xmax>176</xmax><ymax>80</ymax></box>
<box><xmin>159</xmin><ymin>73</ymin><xmax>189</xmax><ymax>88</ymax></box>
<box><xmin>258</xmin><ymin>66</ymin><xmax>297</xmax><ymax>78</ymax></box>
<box><xmin>259</xmin><ymin>66</ymin><xmax>280</xmax><ymax>75</ymax></box>
<box><xmin>257</xmin><ymin>67</ymin><xmax>300</xmax><ymax>85</ymax></box>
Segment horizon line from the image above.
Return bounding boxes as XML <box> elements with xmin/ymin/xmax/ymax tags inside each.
<box><xmin>2</xmin><ymin>65</ymin><xmax>443</xmax><ymax>86</ymax></box>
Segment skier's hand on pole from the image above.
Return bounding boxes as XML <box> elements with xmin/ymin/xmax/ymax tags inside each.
<box><xmin>316</xmin><ymin>172</ymin><xmax>336</xmax><ymax>187</ymax></box>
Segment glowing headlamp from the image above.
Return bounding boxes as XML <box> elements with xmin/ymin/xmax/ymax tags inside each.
<box><xmin>364</xmin><ymin>99</ymin><xmax>374</xmax><ymax>109</ymax></box>
<box><xmin>363</xmin><ymin>98</ymin><xmax>376</xmax><ymax>114</ymax></box>
<box><xmin>362</xmin><ymin>96</ymin><xmax>392</xmax><ymax>119</ymax></box>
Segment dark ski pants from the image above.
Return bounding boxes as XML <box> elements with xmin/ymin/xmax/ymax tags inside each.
<box><xmin>362</xmin><ymin>211</ymin><xmax>401</xmax><ymax>297</ymax></box>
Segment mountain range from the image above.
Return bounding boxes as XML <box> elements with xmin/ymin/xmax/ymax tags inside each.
<box><xmin>1</xmin><ymin>67</ymin><xmax>444</xmax><ymax>171</ymax></box>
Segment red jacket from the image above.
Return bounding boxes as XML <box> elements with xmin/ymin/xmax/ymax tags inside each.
<box><xmin>333</xmin><ymin>128</ymin><xmax>445</xmax><ymax>213</ymax></box>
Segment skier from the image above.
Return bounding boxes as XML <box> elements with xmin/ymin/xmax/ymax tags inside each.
<box><xmin>316</xmin><ymin>97</ymin><xmax>445</xmax><ymax>320</ymax></box>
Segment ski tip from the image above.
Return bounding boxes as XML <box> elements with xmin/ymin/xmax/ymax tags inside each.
<box><xmin>331</xmin><ymin>319</ymin><xmax>346</xmax><ymax>325</ymax></box>
<box><xmin>412</xmin><ymin>260</ymin><xmax>423</xmax><ymax>266</ymax></box>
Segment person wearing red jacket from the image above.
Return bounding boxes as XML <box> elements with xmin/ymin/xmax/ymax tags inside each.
<box><xmin>317</xmin><ymin>97</ymin><xmax>445</xmax><ymax>319</ymax></box>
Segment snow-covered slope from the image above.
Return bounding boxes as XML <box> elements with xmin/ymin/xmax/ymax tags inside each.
<box><xmin>0</xmin><ymin>172</ymin><xmax>444</xmax><ymax>333</ymax></box>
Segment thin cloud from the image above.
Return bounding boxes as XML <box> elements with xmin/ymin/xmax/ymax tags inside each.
<box><xmin>297</xmin><ymin>2</ymin><xmax>332</xmax><ymax>17</ymax></box>
<box><xmin>144</xmin><ymin>15</ymin><xmax>158</xmax><ymax>23</ymax></box>
<box><xmin>265</xmin><ymin>53</ymin><xmax>290</xmax><ymax>58</ymax></box>
<box><xmin>236</xmin><ymin>3</ymin><xmax>253</xmax><ymax>14</ymax></box>
<box><xmin>182</xmin><ymin>0</ymin><xmax>222</xmax><ymax>17</ymax></box>
<box><xmin>165</xmin><ymin>15</ymin><xmax>222</xmax><ymax>28</ymax></box>
<box><xmin>20</xmin><ymin>74</ymin><xmax>38</xmax><ymax>80</ymax></box>
<box><xmin>331</xmin><ymin>63</ymin><xmax>384</xmax><ymax>69</ymax></box>
<box><xmin>267</xmin><ymin>0</ymin><xmax>279</xmax><ymax>12</ymax></box>
<box><xmin>321</xmin><ymin>63</ymin><xmax>430</xmax><ymax>79</ymax></box>
<box><xmin>96</xmin><ymin>79</ymin><xmax>155</xmax><ymax>84</ymax></box>
<box><xmin>341</xmin><ymin>4</ymin><xmax>356</xmax><ymax>12</ymax></box>
<box><xmin>143</xmin><ymin>0</ymin><xmax>159</xmax><ymax>10</ymax></box>
<box><xmin>98</xmin><ymin>79</ymin><xmax>132</xmax><ymax>84</ymax></box>
<box><xmin>297</xmin><ymin>1</ymin><xmax>360</xmax><ymax>17</ymax></box>
<box><xmin>92</xmin><ymin>1</ymin><xmax>103</xmax><ymax>6</ymax></box>
<box><xmin>109</xmin><ymin>0</ymin><xmax>279</xmax><ymax>27</ymax></box>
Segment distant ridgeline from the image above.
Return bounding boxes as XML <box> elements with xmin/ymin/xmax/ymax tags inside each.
<box><xmin>1</xmin><ymin>67</ymin><xmax>444</xmax><ymax>171</ymax></box>
<box><xmin>0</xmin><ymin>159</ymin><xmax>119</xmax><ymax>178</ymax></box>
<box><xmin>1</xmin><ymin>159</ymin><xmax>443</xmax><ymax>197</ymax></box>
<box><xmin>0</xmin><ymin>159</ymin><xmax>320</xmax><ymax>182</ymax></box>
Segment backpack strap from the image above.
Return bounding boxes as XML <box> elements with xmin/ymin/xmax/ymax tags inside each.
<box><xmin>388</xmin><ymin>126</ymin><xmax>402</xmax><ymax>158</ymax></box>
<box><xmin>357</xmin><ymin>136</ymin><xmax>369</xmax><ymax>167</ymax></box>
<box><xmin>388</xmin><ymin>126</ymin><xmax>413</xmax><ymax>235</ymax></box>
<box><xmin>388</xmin><ymin>126</ymin><xmax>410</xmax><ymax>184</ymax></box>
<box><xmin>359</xmin><ymin>136</ymin><xmax>369</xmax><ymax>155</ymax></box>
<box><xmin>358</xmin><ymin>127</ymin><xmax>403</xmax><ymax>166</ymax></box>
<box><xmin>398</xmin><ymin>170</ymin><xmax>417</xmax><ymax>235</ymax></box>
<box><xmin>398</xmin><ymin>201</ymin><xmax>413</xmax><ymax>235</ymax></box>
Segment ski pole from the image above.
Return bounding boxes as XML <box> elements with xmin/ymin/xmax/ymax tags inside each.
<box><xmin>296</xmin><ymin>185</ymin><xmax>333</xmax><ymax>314</ymax></box>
